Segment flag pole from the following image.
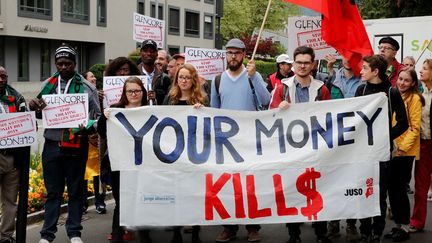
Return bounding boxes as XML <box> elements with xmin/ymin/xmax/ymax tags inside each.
<box><xmin>415</xmin><ymin>38</ymin><xmax>432</xmax><ymax>64</ymax></box>
<box><xmin>251</xmin><ymin>0</ymin><xmax>272</xmax><ymax>61</ymax></box>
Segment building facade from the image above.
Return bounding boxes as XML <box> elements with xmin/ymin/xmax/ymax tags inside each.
<box><xmin>0</xmin><ymin>0</ymin><xmax>219</xmax><ymax>96</ymax></box>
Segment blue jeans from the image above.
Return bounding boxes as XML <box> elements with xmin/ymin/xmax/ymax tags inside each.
<box><xmin>40</xmin><ymin>140</ymin><xmax>87</xmax><ymax>241</ymax></box>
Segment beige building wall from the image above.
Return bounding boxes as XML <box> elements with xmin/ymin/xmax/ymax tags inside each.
<box><xmin>0</xmin><ymin>0</ymin><xmax>217</xmax><ymax>98</ymax></box>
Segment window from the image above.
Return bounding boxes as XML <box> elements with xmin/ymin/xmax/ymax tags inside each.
<box><xmin>40</xmin><ymin>40</ymin><xmax>51</xmax><ymax>80</ymax></box>
<box><xmin>185</xmin><ymin>10</ymin><xmax>199</xmax><ymax>37</ymax></box>
<box><xmin>204</xmin><ymin>14</ymin><xmax>213</xmax><ymax>39</ymax></box>
<box><xmin>137</xmin><ymin>0</ymin><xmax>144</xmax><ymax>15</ymax></box>
<box><xmin>151</xmin><ymin>2</ymin><xmax>163</xmax><ymax>20</ymax></box>
<box><xmin>97</xmin><ymin>0</ymin><xmax>107</xmax><ymax>26</ymax></box>
<box><xmin>168</xmin><ymin>7</ymin><xmax>180</xmax><ymax>35</ymax></box>
<box><xmin>204</xmin><ymin>0</ymin><xmax>214</xmax><ymax>4</ymax></box>
<box><xmin>18</xmin><ymin>38</ymin><xmax>29</xmax><ymax>81</ymax></box>
<box><xmin>168</xmin><ymin>45</ymin><xmax>180</xmax><ymax>56</ymax></box>
<box><xmin>62</xmin><ymin>0</ymin><xmax>89</xmax><ymax>25</ymax></box>
<box><xmin>18</xmin><ymin>0</ymin><xmax>52</xmax><ymax>20</ymax></box>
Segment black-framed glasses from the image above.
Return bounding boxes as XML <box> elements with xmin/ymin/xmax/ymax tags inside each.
<box><xmin>126</xmin><ymin>90</ymin><xmax>143</xmax><ymax>95</ymax></box>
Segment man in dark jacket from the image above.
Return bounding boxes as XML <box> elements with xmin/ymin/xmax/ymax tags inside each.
<box><xmin>0</xmin><ymin>66</ymin><xmax>27</xmax><ymax>243</ymax></box>
<box><xmin>137</xmin><ymin>39</ymin><xmax>171</xmax><ymax>105</ymax></box>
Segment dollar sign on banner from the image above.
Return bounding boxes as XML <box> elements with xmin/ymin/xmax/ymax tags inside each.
<box><xmin>296</xmin><ymin>168</ymin><xmax>323</xmax><ymax>220</ymax></box>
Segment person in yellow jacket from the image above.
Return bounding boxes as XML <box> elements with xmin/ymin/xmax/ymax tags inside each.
<box><xmin>385</xmin><ymin>67</ymin><xmax>422</xmax><ymax>242</ymax></box>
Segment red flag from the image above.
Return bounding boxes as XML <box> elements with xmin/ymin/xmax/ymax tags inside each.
<box><xmin>284</xmin><ymin>0</ymin><xmax>373</xmax><ymax>75</ymax></box>
<box><xmin>282</xmin><ymin>0</ymin><xmax>328</xmax><ymax>16</ymax></box>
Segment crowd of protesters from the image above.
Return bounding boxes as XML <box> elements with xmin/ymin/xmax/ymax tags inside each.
<box><xmin>0</xmin><ymin>35</ymin><xmax>431</xmax><ymax>243</ymax></box>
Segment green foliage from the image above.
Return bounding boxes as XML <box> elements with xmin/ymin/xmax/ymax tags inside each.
<box><xmin>89</xmin><ymin>64</ymin><xmax>106</xmax><ymax>90</ymax></box>
<box><xmin>128</xmin><ymin>49</ymin><xmax>141</xmax><ymax>65</ymax></box>
<box><xmin>273</xmin><ymin>42</ymin><xmax>287</xmax><ymax>56</ymax></box>
<box><xmin>358</xmin><ymin>0</ymin><xmax>432</xmax><ymax>19</ymax></box>
<box><xmin>221</xmin><ymin>0</ymin><xmax>299</xmax><ymax>41</ymax></box>
<box><xmin>254</xmin><ymin>60</ymin><xmax>277</xmax><ymax>79</ymax></box>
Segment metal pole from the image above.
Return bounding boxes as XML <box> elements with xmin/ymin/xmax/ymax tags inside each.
<box><xmin>16</xmin><ymin>146</ymin><xmax>31</xmax><ymax>243</ymax></box>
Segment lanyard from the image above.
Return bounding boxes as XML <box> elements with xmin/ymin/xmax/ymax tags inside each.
<box><xmin>57</xmin><ymin>75</ymin><xmax>74</xmax><ymax>94</ymax></box>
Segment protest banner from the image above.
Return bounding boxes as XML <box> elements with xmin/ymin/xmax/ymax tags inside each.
<box><xmin>0</xmin><ymin>112</ymin><xmax>37</xmax><ymax>149</ymax></box>
<box><xmin>103</xmin><ymin>75</ymin><xmax>150</xmax><ymax>108</ymax></box>
<box><xmin>185</xmin><ymin>48</ymin><xmax>226</xmax><ymax>80</ymax></box>
<box><xmin>133</xmin><ymin>12</ymin><xmax>165</xmax><ymax>48</ymax></box>
<box><xmin>288</xmin><ymin>16</ymin><xmax>339</xmax><ymax>60</ymax></box>
<box><xmin>107</xmin><ymin>94</ymin><xmax>389</xmax><ymax>226</ymax></box>
<box><xmin>42</xmin><ymin>94</ymin><xmax>88</xmax><ymax>129</ymax></box>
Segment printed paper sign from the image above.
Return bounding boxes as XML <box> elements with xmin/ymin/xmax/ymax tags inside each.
<box><xmin>103</xmin><ymin>75</ymin><xmax>150</xmax><ymax>108</ymax></box>
<box><xmin>107</xmin><ymin>94</ymin><xmax>389</xmax><ymax>226</ymax></box>
<box><xmin>185</xmin><ymin>48</ymin><xmax>227</xmax><ymax>80</ymax></box>
<box><xmin>133</xmin><ymin>13</ymin><xmax>165</xmax><ymax>48</ymax></box>
<box><xmin>42</xmin><ymin>94</ymin><xmax>88</xmax><ymax>129</ymax></box>
<box><xmin>0</xmin><ymin>112</ymin><xmax>37</xmax><ymax>149</ymax></box>
<box><xmin>288</xmin><ymin>16</ymin><xmax>340</xmax><ymax>59</ymax></box>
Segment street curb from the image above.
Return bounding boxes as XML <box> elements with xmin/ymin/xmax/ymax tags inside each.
<box><xmin>26</xmin><ymin>191</ymin><xmax>113</xmax><ymax>225</ymax></box>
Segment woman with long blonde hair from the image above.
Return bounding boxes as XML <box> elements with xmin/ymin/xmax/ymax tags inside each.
<box><xmin>163</xmin><ymin>63</ymin><xmax>207</xmax><ymax>106</ymax></box>
<box><xmin>163</xmin><ymin>63</ymin><xmax>207</xmax><ymax>243</ymax></box>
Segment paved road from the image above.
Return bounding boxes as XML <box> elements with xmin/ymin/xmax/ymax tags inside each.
<box><xmin>25</xmin><ymin>198</ymin><xmax>432</xmax><ymax>243</ymax></box>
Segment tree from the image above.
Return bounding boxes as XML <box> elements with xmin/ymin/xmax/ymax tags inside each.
<box><xmin>358</xmin><ymin>0</ymin><xmax>432</xmax><ymax>19</ymax></box>
<box><xmin>221</xmin><ymin>0</ymin><xmax>299</xmax><ymax>41</ymax></box>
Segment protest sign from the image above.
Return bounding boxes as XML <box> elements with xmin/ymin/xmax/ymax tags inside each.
<box><xmin>42</xmin><ymin>94</ymin><xmax>88</xmax><ymax>129</ymax></box>
<box><xmin>0</xmin><ymin>112</ymin><xmax>37</xmax><ymax>149</ymax></box>
<box><xmin>107</xmin><ymin>94</ymin><xmax>389</xmax><ymax>226</ymax></box>
<box><xmin>185</xmin><ymin>48</ymin><xmax>226</xmax><ymax>80</ymax></box>
<box><xmin>133</xmin><ymin>12</ymin><xmax>165</xmax><ymax>48</ymax></box>
<box><xmin>103</xmin><ymin>75</ymin><xmax>150</xmax><ymax>108</ymax></box>
<box><xmin>288</xmin><ymin>16</ymin><xmax>339</xmax><ymax>60</ymax></box>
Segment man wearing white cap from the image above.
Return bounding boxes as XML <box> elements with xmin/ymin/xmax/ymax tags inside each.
<box><xmin>267</xmin><ymin>54</ymin><xmax>294</xmax><ymax>92</ymax></box>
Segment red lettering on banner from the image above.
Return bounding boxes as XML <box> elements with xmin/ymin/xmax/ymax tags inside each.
<box><xmin>296</xmin><ymin>168</ymin><xmax>323</xmax><ymax>220</ymax></box>
<box><xmin>205</xmin><ymin>173</ymin><xmax>231</xmax><ymax>220</ymax></box>
<box><xmin>246</xmin><ymin>175</ymin><xmax>272</xmax><ymax>218</ymax></box>
<box><xmin>273</xmin><ymin>174</ymin><xmax>298</xmax><ymax>216</ymax></box>
<box><xmin>232</xmin><ymin>173</ymin><xmax>246</xmax><ymax>218</ymax></box>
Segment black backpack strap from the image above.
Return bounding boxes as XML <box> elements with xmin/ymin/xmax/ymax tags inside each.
<box><xmin>215</xmin><ymin>74</ymin><xmax>221</xmax><ymax>95</ymax></box>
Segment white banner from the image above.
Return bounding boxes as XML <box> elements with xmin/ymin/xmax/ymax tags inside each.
<box><xmin>288</xmin><ymin>16</ymin><xmax>340</xmax><ymax>60</ymax></box>
<box><xmin>185</xmin><ymin>48</ymin><xmax>227</xmax><ymax>80</ymax></box>
<box><xmin>103</xmin><ymin>75</ymin><xmax>150</xmax><ymax>108</ymax></box>
<box><xmin>42</xmin><ymin>94</ymin><xmax>88</xmax><ymax>129</ymax></box>
<box><xmin>107</xmin><ymin>94</ymin><xmax>389</xmax><ymax>226</ymax></box>
<box><xmin>133</xmin><ymin>13</ymin><xmax>165</xmax><ymax>48</ymax></box>
<box><xmin>0</xmin><ymin>112</ymin><xmax>37</xmax><ymax>149</ymax></box>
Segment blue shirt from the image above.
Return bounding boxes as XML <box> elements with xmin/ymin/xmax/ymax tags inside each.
<box><xmin>210</xmin><ymin>69</ymin><xmax>270</xmax><ymax>111</ymax></box>
<box><xmin>332</xmin><ymin>68</ymin><xmax>362</xmax><ymax>98</ymax></box>
<box><xmin>294</xmin><ymin>79</ymin><xmax>310</xmax><ymax>103</ymax></box>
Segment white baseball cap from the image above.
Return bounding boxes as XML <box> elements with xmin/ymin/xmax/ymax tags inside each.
<box><xmin>276</xmin><ymin>54</ymin><xmax>293</xmax><ymax>64</ymax></box>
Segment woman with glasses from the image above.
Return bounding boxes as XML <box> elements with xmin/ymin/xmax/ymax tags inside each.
<box><xmin>163</xmin><ymin>64</ymin><xmax>207</xmax><ymax>243</ymax></box>
<box><xmin>98</xmin><ymin>58</ymin><xmax>143</xmax><ymax>243</ymax></box>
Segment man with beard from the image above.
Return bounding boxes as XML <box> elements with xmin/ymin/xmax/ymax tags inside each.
<box><xmin>0</xmin><ymin>66</ymin><xmax>27</xmax><ymax>243</ymax></box>
<box><xmin>155</xmin><ymin>49</ymin><xmax>171</xmax><ymax>74</ymax></box>
<box><xmin>269</xmin><ymin>46</ymin><xmax>332</xmax><ymax>243</ymax></box>
<box><xmin>210</xmin><ymin>38</ymin><xmax>270</xmax><ymax>242</ymax></box>
<box><xmin>29</xmin><ymin>44</ymin><xmax>101</xmax><ymax>243</ymax></box>
<box><xmin>137</xmin><ymin>39</ymin><xmax>171</xmax><ymax>105</ymax></box>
